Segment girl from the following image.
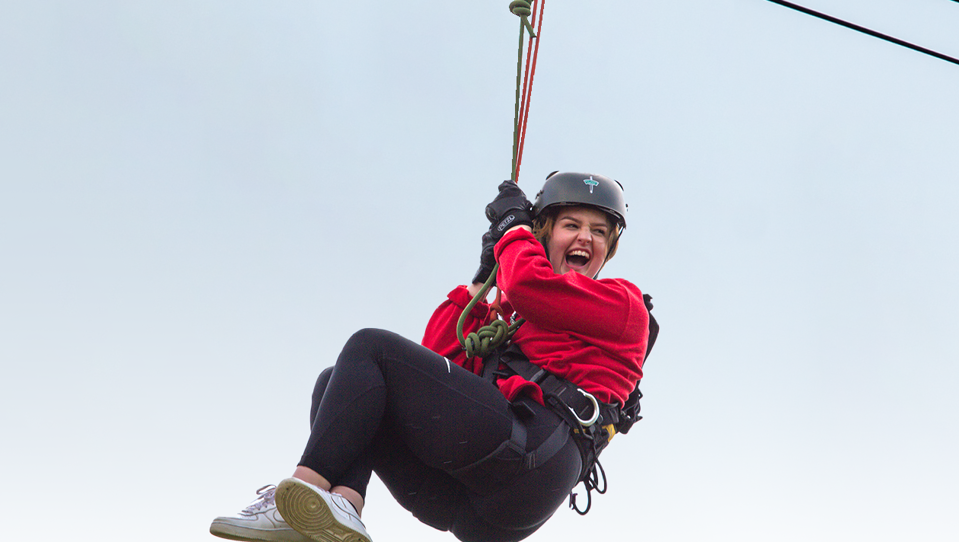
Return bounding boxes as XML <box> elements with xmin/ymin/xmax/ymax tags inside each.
<box><xmin>210</xmin><ymin>172</ymin><xmax>654</xmax><ymax>542</ymax></box>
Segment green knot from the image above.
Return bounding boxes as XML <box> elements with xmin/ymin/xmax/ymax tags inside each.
<box><xmin>509</xmin><ymin>0</ymin><xmax>532</xmax><ymax>17</ymax></box>
<box><xmin>509</xmin><ymin>0</ymin><xmax>536</xmax><ymax>37</ymax></box>
<box><xmin>456</xmin><ymin>262</ymin><xmax>526</xmax><ymax>359</ymax></box>
<box><xmin>464</xmin><ymin>319</ymin><xmax>512</xmax><ymax>359</ymax></box>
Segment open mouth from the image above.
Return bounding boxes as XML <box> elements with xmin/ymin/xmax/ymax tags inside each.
<box><xmin>565</xmin><ymin>250</ymin><xmax>591</xmax><ymax>268</ymax></box>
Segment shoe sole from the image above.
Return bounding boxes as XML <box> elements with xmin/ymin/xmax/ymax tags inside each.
<box><xmin>210</xmin><ymin>520</ymin><xmax>308</xmax><ymax>542</ymax></box>
<box><xmin>274</xmin><ymin>480</ymin><xmax>370</xmax><ymax>542</ymax></box>
<box><xmin>210</xmin><ymin>522</ymin><xmax>256</xmax><ymax>541</ymax></box>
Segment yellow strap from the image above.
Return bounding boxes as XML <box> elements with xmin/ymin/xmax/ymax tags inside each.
<box><xmin>574</xmin><ymin>424</ymin><xmax>617</xmax><ymax>442</ymax></box>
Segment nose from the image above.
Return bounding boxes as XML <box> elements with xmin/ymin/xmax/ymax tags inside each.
<box><xmin>577</xmin><ymin>226</ymin><xmax>592</xmax><ymax>243</ymax></box>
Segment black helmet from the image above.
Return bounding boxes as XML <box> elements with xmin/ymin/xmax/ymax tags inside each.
<box><xmin>532</xmin><ymin>171</ymin><xmax>628</xmax><ymax>229</ymax></box>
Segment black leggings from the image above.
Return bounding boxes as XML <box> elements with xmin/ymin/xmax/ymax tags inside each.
<box><xmin>300</xmin><ymin>328</ymin><xmax>582</xmax><ymax>542</ymax></box>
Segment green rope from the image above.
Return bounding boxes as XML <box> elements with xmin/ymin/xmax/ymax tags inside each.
<box><xmin>454</xmin><ymin>1</ymin><xmax>536</xmax><ymax>359</ymax></box>
<box><xmin>457</xmin><ymin>263</ymin><xmax>525</xmax><ymax>359</ymax></box>
<box><xmin>509</xmin><ymin>1</ymin><xmax>537</xmax><ymax>37</ymax></box>
<box><xmin>509</xmin><ymin>1</ymin><xmax>535</xmax><ymax>182</ymax></box>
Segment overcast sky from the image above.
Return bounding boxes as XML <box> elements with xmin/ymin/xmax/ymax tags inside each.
<box><xmin>2</xmin><ymin>1</ymin><xmax>958</xmax><ymax>541</ymax></box>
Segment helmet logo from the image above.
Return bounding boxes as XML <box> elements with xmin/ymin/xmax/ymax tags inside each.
<box><xmin>583</xmin><ymin>176</ymin><xmax>599</xmax><ymax>194</ymax></box>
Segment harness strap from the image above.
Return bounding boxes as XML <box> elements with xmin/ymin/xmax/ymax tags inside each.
<box><xmin>480</xmin><ymin>345</ymin><xmax>623</xmax><ymax>515</ymax></box>
<box><xmin>523</xmin><ymin>420</ymin><xmax>569</xmax><ymax>469</ymax></box>
<box><xmin>454</xmin><ymin>399</ymin><xmax>569</xmax><ymax>484</ymax></box>
<box><xmin>509</xmin><ymin>416</ymin><xmax>527</xmax><ymax>452</ymax></box>
<box><xmin>490</xmin><ymin>348</ymin><xmax>621</xmax><ymax>430</ymax></box>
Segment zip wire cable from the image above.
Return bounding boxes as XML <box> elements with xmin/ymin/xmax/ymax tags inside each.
<box><xmin>767</xmin><ymin>0</ymin><xmax>959</xmax><ymax>67</ymax></box>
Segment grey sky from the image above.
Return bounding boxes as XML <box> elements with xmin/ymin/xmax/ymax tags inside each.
<box><xmin>2</xmin><ymin>1</ymin><xmax>958</xmax><ymax>541</ymax></box>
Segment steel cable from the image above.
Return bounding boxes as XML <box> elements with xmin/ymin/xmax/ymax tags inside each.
<box><xmin>768</xmin><ymin>0</ymin><xmax>959</xmax><ymax>67</ymax></box>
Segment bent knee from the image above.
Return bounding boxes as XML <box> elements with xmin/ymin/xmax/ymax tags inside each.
<box><xmin>343</xmin><ymin>328</ymin><xmax>398</xmax><ymax>353</ymax></box>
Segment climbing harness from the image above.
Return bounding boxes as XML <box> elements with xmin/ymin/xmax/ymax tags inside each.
<box><xmin>480</xmin><ymin>344</ymin><xmax>620</xmax><ymax>515</ymax></box>
<box><xmin>477</xmin><ymin>294</ymin><xmax>659</xmax><ymax>515</ymax></box>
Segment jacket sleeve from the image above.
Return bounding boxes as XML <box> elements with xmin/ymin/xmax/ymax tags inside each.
<box><xmin>493</xmin><ymin>228</ymin><xmax>647</xmax><ymax>347</ymax></box>
<box><xmin>421</xmin><ymin>285</ymin><xmax>491</xmax><ymax>376</ymax></box>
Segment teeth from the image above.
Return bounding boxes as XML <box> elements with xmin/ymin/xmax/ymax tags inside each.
<box><xmin>569</xmin><ymin>250</ymin><xmax>590</xmax><ymax>258</ymax></box>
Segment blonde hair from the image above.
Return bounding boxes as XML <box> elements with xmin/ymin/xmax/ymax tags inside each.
<box><xmin>532</xmin><ymin>206</ymin><xmax>621</xmax><ymax>263</ymax></box>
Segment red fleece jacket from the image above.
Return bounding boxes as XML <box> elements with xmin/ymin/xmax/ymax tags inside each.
<box><xmin>422</xmin><ymin>228</ymin><xmax>648</xmax><ymax>406</ymax></box>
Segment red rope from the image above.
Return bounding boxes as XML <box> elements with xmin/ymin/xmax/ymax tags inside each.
<box><xmin>499</xmin><ymin>1</ymin><xmax>544</xmax><ymax>314</ymax></box>
<box><xmin>514</xmin><ymin>0</ymin><xmax>544</xmax><ymax>183</ymax></box>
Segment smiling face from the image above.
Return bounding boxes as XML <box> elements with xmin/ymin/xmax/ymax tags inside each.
<box><xmin>545</xmin><ymin>206</ymin><xmax>613</xmax><ymax>278</ymax></box>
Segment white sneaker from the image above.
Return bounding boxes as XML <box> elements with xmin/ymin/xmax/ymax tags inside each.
<box><xmin>274</xmin><ymin>478</ymin><xmax>372</xmax><ymax>542</ymax></box>
<box><xmin>210</xmin><ymin>484</ymin><xmax>312</xmax><ymax>542</ymax></box>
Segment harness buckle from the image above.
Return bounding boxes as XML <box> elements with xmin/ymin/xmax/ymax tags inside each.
<box><xmin>570</xmin><ymin>389</ymin><xmax>600</xmax><ymax>427</ymax></box>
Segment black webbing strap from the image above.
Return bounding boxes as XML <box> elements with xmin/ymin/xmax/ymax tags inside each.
<box><xmin>523</xmin><ymin>419</ymin><xmax>570</xmax><ymax>469</ymax></box>
<box><xmin>492</xmin><ymin>348</ymin><xmax>618</xmax><ymax>426</ymax></box>
<box><xmin>509</xmin><ymin>416</ymin><xmax>527</xmax><ymax>452</ymax></box>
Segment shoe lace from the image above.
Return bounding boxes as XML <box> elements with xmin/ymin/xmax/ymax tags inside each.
<box><xmin>240</xmin><ymin>484</ymin><xmax>277</xmax><ymax>516</ymax></box>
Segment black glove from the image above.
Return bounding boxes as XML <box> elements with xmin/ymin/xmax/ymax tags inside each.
<box><xmin>485</xmin><ymin>180</ymin><xmax>533</xmax><ymax>240</ymax></box>
<box><xmin>472</xmin><ymin>231</ymin><xmax>497</xmax><ymax>284</ymax></box>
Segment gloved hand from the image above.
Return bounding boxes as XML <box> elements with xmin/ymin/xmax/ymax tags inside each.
<box><xmin>485</xmin><ymin>180</ymin><xmax>533</xmax><ymax>240</ymax></box>
<box><xmin>471</xmin><ymin>231</ymin><xmax>497</xmax><ymax>284</ymax></box>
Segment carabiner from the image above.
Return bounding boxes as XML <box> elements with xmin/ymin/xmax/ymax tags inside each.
<box><xmin>570</xmin><ymin>389</ymin><xmax>600</xmax><ymax>427</ymax></box>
